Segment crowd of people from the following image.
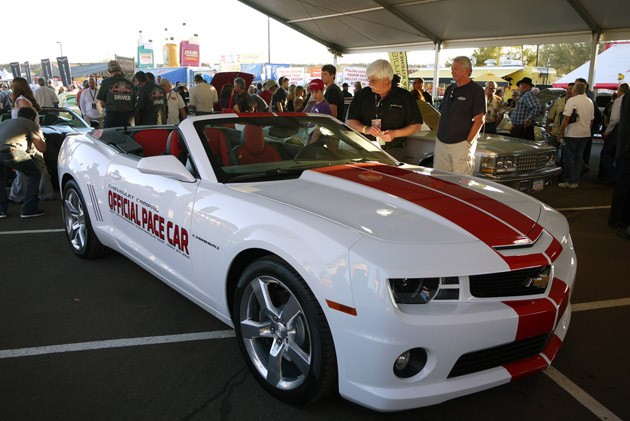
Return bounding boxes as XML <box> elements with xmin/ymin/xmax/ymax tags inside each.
<box><xmin>1</xmin><ymin>58</ymin><xmax>629</xmax><ymax>240</ymax></box>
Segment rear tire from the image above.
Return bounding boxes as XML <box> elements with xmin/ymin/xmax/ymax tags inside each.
<box><xmin>62</xmin><ymin>179</ymin><xmax>107</xmax><ymax>259</ymax></box>
<box><xmin>233</xmin><ymin>256</ymin><xmax>337</xmax><ymax>404</ymax></box>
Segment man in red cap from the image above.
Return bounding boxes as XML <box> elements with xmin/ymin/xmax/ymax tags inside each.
<box><xmin>307</xmin><ymin>79</ymin><xmax>332</xmax><ymax>116</ymax></box>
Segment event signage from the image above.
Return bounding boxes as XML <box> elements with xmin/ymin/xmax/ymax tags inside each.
<box><xmin>56</xmin><ymin>56</ymin><xmax>72</xmax><ymax>88</ymax></box>
<box><xmin>388</xmin><ymin>52</ymin><xmax>409</xmax><ymax>89</ymax></box>
<box><xmin>180</xmin><ymin>41</ymin><xmax>200</xmax><ymax>67</ymax></box>
<box><xmin>116</xmin><ymin>56</ymin><xmax>135</xmax><ymax>78</ymax></box>
<box><xmin>342</xmin><ymin>67</ymin><xmax>367</xmax><ymax>85</ymax></box>
<box><xmin>41</xmin><ymin>59</ymin><xmax>53</xmax><ymax>82</ymax></box>
<box><xmin>23</xmin><ymin>62</ymin><xmax>32</xmax><ymax>84</ymax></box>
<box><xmin>10</xmin><ymin>62</ymin><xmax>21</xmax><ymax>78</ymax></box>
<box><xmin>137</xmin><ymin>46</ymin><xmax>154</xmax><ymax>68</ymax></box>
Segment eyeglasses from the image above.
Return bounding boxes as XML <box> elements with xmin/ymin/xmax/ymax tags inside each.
<box><xmin>368</xmin><ymin>77</ymin><xmax>382</xmax><ymax>85</ymax></box>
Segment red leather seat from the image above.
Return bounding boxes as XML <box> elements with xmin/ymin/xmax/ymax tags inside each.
<box><xmin>134</xmin><ymin>129</ymin><xmax>171</xmax><ymax>157</ymax></box>
<box><xmin>204</xmin><ymin>127</ymin><xmax>231</xmax><ymax>166</ymax></box>
<box><xmin>236</xmin><ymin>125</ymin><xmax>282</xmax><ymax>165</ymax></box>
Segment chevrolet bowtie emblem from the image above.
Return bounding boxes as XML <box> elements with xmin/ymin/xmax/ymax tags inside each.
<box><xmin>523</xmin><ymin>270</ymin><xmax>550</xmax><ymax>289</ymax></box>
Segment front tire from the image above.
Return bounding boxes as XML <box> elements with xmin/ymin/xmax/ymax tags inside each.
<box><xmin>233</xmin><ymin>256</ymin><xmax>337</xmax><ymax>404</ymax></box>
<box><xmin>62</xmin><ymin>179</ymin><xmax>107</xmax><ymax>259</ymax></box>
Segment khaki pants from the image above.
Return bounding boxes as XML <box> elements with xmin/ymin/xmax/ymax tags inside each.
<box><xmin>434</xmin><ymin>138</ymin><xmax>477</xmax><ymax>175</ymax></box>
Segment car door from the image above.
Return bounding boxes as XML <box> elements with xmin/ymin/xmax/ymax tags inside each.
<box><xmin>106</xmin><ymin>151</ymin><xmax>198</xmax><ymax>287</ymax></box>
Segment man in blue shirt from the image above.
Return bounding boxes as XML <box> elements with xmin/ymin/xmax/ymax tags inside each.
<box><xmin>509</xmin><ymin>77</ymin><xmax>541</xmax><ymax>140</ymax></box>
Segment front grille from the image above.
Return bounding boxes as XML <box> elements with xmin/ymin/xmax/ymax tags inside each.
<box><xmin>469</xmin><ymin>266</ymin><xmax>548</xmax><ymax>298</ymax></box>
<box><xmin>448</xmin><ymin>334</ymin><xmax>550</xmax><ymax>378</ymax></box>
<box><xmin>514</xmin><ymin>154</ymin><xmax>548</xmax><ymax>174</ymax></box>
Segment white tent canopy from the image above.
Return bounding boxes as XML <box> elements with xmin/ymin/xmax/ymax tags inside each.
<box><xmin>553</xmin><ymin>43</ymin><xmax>630</xmax><ymax>90</ymax></box>
<box><xmin>0</xmin><ymin>68</ymin><xmax>13</xmax><ymax>81</ymax></box>
<box><xmin>237</xmin><ymin>0</ymin><xmax>630</xmax><ymax>55</ymax></box>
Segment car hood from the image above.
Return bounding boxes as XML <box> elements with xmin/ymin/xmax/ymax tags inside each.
<box><xmin>414</xmin><ymin>130</ymin><xmax>554</xmax><ymax>155</ymax></box>
<box><xmin>232</xmin><ymin>163</ymin><xmax>543</xmax><ymax>246</ymax></box>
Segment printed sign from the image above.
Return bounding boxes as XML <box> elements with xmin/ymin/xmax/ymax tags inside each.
<box><xmin>388</xmin><ymin>52</ymin><xmax>409</xmax><ymax>89</ymax></box>
<box><xmin>41</xmin><ymin>59</ymin><xmax>53</xmax><ymax>82</ymax></box>
<box><xmin>23</xmin><ymin>62</ymin><xmax>32</xmax><ymax>84</ymax></box>
<box><xmin>10</xmin><ymin>62</ymin><xmax>21</xmax><ymax>78</ymax></box>
<box><xmin>56</xmin><ymin>56</ymin><xmax>72</xmax><ymax>88</ymax></box>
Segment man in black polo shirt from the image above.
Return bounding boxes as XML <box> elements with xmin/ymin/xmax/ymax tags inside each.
<box><xmin>321</xmin><ymin>64</ymin><xmax>345</xmax><ymax>121</ymax></box>
<box><xmin>347</xmin><ymin>60</ymin><xmax>422</xmax><ymax>160</ymax></box>
<box><xmin>435</xmin><ymin>56</ymin><xmax>486</xmax><ymax>175</ymax></box>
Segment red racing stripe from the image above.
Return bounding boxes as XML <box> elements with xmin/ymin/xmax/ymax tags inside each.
<box><xmin>368</xmin><ymin>165</ymin><xmax>539</xmax><ymax>235</ymax></box>
<box><xmin>504</xmin><ymin>355</ymin><xmax>549</xmax><ymax>381</ymax></box>
<box><xmin>542</xmin><ymin>334</ymin><xmax>563</xmax><ymax>362</ymax></box>
<box><xmin>548</xmin><ymin>279</ymin><xmax>570</xmax><ymax>322</ymax></box>
<box><xmin>314</xmin><ymin>164</ymin><xmax>560</xmax><ymax>270</ymax></box>
<box><xmin>502</xmin><ymin>299</ymin><xmax>557</xmax><ymax>341</ymax></box>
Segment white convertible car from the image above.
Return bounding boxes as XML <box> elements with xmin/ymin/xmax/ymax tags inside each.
<box><xmin>58</xmin><ymin>113</ymin><xmax>576</xmax><ymax>412</ymax></box>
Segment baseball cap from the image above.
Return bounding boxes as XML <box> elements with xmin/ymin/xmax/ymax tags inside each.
<box><xmin>107</xmin><ymin>60</ymin><xmax>122</xmax><ymax>73</ymax></box>
<box><xmin>309</xmin><ymin>78</ymin><xmax>325</xmax><ymax>91</ymax></box>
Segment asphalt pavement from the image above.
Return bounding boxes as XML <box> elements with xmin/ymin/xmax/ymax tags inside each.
<box><xmin>1</xmin><ymin>144</ymin><xmax>628</xmax><ymax>420</ymax></box>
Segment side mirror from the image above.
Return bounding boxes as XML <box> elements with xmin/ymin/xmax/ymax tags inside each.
<box><xmin>137</xmin><ymin>155</ymin><xmax>196</xmax><ymax>182</ymax></box>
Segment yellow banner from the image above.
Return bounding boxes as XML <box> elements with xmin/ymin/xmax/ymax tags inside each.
<box><xmin>388</xmin><ymin>52</ymin><xmax>409</xmax><ymax>89</ymax></box>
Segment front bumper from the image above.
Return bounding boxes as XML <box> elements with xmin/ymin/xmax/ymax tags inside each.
<box><xmin>331</xmin><ymin>286</ymin><xmax>571</xmax><ymax>412</ymax></box>
<box><xmin>477</xmin><ymin>167</ymin><xmax>562</xmax><ymax>192</ymax></box>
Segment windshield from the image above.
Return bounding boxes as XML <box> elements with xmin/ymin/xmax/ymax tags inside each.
<box><xmin>193</xmin><ymin>114</ymin><xmax>398</xmax><ymax>183</ymax></box>
<box><xmin>39</xmin><ymin>108</ymin><xmax>89</xmax><ymax>129</ymax></box>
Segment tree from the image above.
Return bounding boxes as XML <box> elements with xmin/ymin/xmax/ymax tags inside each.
<box><xmin>538</xmin><ymin>43</ymin><xmax>593</xmax><ymax>75</ymax></box>
<box><xmin>471</xmin><ymin>47</ymin><xmax>504</xmax><ymax>66</ymax></box>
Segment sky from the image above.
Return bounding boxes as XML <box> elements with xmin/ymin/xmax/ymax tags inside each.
<box><xmin>0</xmin><ymin>0</ymin><xmax>472</xmax><ymax>68</ymax></box>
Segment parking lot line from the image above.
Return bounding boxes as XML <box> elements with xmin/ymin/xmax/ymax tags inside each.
<box><xmin>572</xmin><ymin>298</ymin><xmax>630</xmax><ymax>312</ymax></box>
<box><xmin>0</xmin><ymin>228</ymin><xmax>65</xmax><ymax>235</ymax></box>
<box><xmin>0</xmin><ymin>330</ymin><xmax>235</xmax><ymax>359</ymax></box>
<box><xmin>555</xmin><ymin>205</ymin><xmax>611</xmax><ymax>212</ymax></box>
<box><xmin>545</xmin><ymin>367</ymin><xmax>622</xmax><ymax>421</ymax></box>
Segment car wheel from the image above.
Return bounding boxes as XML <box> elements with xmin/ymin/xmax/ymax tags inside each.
<box><xmin>234</xmin><ymin>256</ymin><xmax>337</xmax><ymax>404</ymax></box>
<box><xmin>62</xmin><ymin>179</ymin><xmax>107</xmax><ymax>259</ymax></box>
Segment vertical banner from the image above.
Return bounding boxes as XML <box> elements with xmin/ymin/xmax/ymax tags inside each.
<box><xmin>388</xmin><ymin>52</ymin><xmax>409</xmax><ymax>89</ymax></box>
<box><xmin>10</xmin><ymin>62</ymin><xmax>21</xmax><ymax>78</ymax></box>
<box><xmin>41</xmin><ymin>59</ymin><xmax>53</xmax><ymax>82</ymax></box>
<box><xmin>57</xmin><ymin>56</ymin><xmax>72</xmax><ymax>88</ymax></box>
<box><xmin>23</xmin><ymin>62</ymin><xmax>32</xmax><ymax>84</ymax></box>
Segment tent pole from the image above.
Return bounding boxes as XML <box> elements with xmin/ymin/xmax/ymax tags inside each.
<box><xmin>432</xmin><ymin>42</ymin><xmax>441</xmax><ymax>100</ymax></box>
<box><xmin>587</xmin><ymin>32</ymin><xmax>600</xmax><ymax>95</ymax></box>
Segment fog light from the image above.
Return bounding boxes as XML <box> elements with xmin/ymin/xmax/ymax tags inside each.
<box><xmin>393</xmin><ymin>348</ymin><xmax>428</xmax><ymax>378</ymax></box>
<box><xmin>395</xmin><ymin>351</ymin><xmax>410</xmax><ymax>371</ymax></box>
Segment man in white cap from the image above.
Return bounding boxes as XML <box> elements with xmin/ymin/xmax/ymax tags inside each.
<box><xmin>160</xmin><ymin>78</ymin><xmax>187</xmax><ymax>125</ymax></box>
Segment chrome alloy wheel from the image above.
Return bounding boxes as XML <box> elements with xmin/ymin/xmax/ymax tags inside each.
<box><xmin>64</xmin><ymin>188</ymin><xmax>87</xmax><ymax>253</ymax></box>
<box><xmin>239</xmin><ymin>275</ymin><xmax>312</xmax><ymax>390</ymax></box>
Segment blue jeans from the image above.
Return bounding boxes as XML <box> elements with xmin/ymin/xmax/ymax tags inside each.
<box><xmin>562</xmin><ymin>137</ymin><xmax>589</xmax><ymax>184</ymax></box>
<box><xmin>0</xmin><ymin>147</ymin><xmax>42</xmax><ymax>214</ymax></box>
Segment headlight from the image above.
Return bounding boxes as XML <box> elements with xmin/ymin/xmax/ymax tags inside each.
<box><xmin>480</xmin><ymin>155</ymin><xmax>497</xmax><ymax>175</ymax></box>
<box><xmin>389</xmin><ymin>278</ymin><xmax>439</xmax><ymax>304</ymax></box>
<box><xmin>546</xmin><ymin>151</ymin><xmax>557</xmax><ymax>166</ymax></box>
